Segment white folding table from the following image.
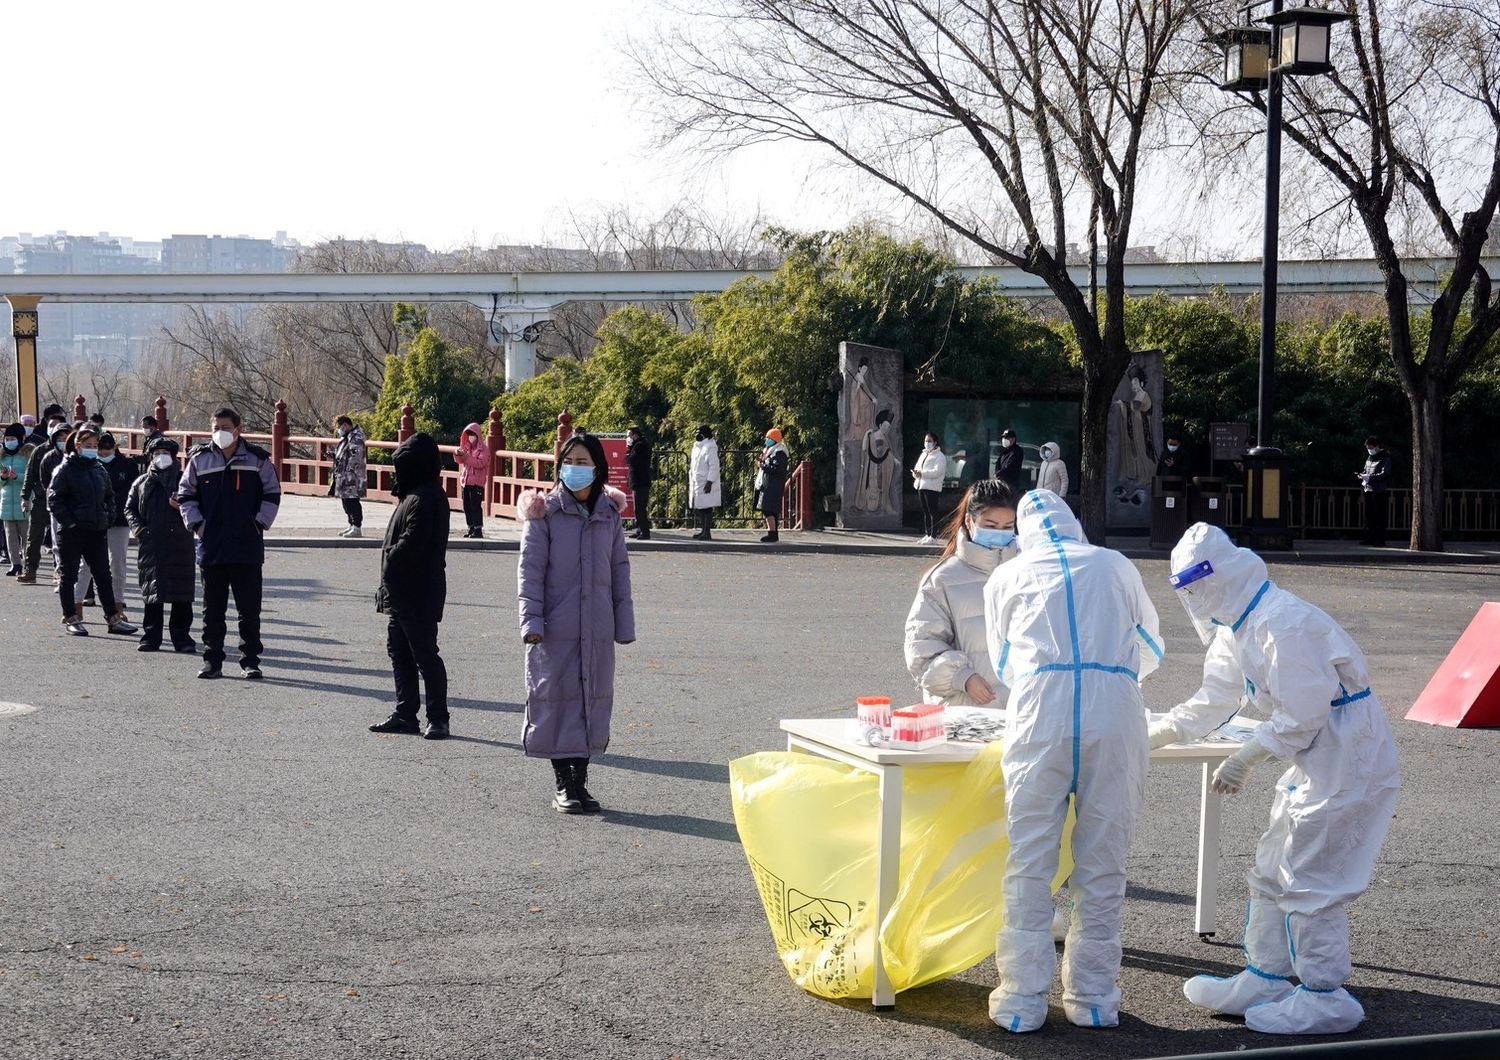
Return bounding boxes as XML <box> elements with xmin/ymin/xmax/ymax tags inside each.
<box><xmin>779</xmin><ymin>711</ymin><xmax>1245</xmax><ymax>1009</ymax></box>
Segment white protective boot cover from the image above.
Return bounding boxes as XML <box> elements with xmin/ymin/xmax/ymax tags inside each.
<box><xmin>1245</xmin><ymin>986</ymin><xmax>1365</xmax><ymax>1034</ymax></box>
<box><xmin>1061</xmin><ymin>936</ymin><xmax>1122</xmax><ymax>1026</ymax></box>
<box><xmin>1243</xmin><ymin>907</ymin><xmax>1364</xmax><ymax>1034</ymax></box>
<box><xmin>1183</xmin><ymin>898</ymin><xmax>1296</xmax><ymax>1015</ymax></box>
<box><xmin>990</xmin><ymin>928</ymin><xmax>1054</xmax><ymax>1033</ymax></box>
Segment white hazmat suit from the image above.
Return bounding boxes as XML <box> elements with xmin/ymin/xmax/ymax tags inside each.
<box><xmin>1155</xmin><ymin>524</ymin><xmax>1400</xmax><ymax>1035</ymax></box>
<box><xmin>983</xmin><ymin>489</ymin><xmax>1163</xmax><ymax>1032</ymax></box>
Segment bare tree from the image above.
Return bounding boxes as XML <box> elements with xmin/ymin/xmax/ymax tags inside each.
<box><xmin>1194</xmin><ymin>0</ymin><xmax>1500</xmax><ymax>551</ymax></box>
<box><xmin>635</xmin><ymin>0</ymin><xmax>1207</xmax><ymax>538</ymax></box>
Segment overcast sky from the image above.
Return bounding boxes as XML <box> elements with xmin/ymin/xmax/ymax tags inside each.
<box><xmin>3</xmin><ymin>0</ymin><xmax>878</xmax><ymax>249</ymax></box>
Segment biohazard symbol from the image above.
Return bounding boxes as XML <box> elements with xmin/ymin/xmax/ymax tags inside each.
<box><xmin>786</xmin><ymin>890</ymin><xmax>852</xmax><ymax>945</ymax></box>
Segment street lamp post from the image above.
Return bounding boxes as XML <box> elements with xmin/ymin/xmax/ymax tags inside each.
<box><xmin>1210</xmin><ymin>3</ymin><xmax>1349</xmax><ymax>550</ymax></box>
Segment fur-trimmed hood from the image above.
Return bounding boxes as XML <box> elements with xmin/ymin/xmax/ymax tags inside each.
<box><xmin>517</xmin><ymin>483</ymin><xmax>628</xmax><ymax>521</ymax></box>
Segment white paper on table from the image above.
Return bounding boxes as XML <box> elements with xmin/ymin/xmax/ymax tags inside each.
<box><xmin>1148</xmin><ymin>711</ymin><xmax>1257</xmax><ymax>745</ymax></box>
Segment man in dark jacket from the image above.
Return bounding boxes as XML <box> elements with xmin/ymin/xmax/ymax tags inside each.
<box><xmin>47</xmin><ymin>424</ymin><xmax>136</xmax><ymax>637</ymax></box>
<box><xmin>1156</xmin><ymin>431</ymin><xmax>1193</xmax><ymax>479</ymax></box>
<box><xmin>17</xmin><ymin>419</ymin><xmax>72</xmax><ymax>585</ymax></box>
<box><xmin>1357</xmin><ymin>436</ymin><xmax>1394</xmax><ymax>546</ymax></box>
<box><xmin>178</xmin><ymin>407</ymin><xmax>281</xmax><ymax>679</ymax></box>
<box><xmin>369</xmin><ymin>433</ymin><xmax>451</xmax><ymax>740</ymax></box>
<box><xmin>127</xmin><ymin>437</ymin><xmax>197</xmax><ymax>653</ymax></box>
<box><xmin>625</xmin><ymin>425</ymin><xmax>654</xmax><ymax>540</ymax></box>
<box><xmin>994</xmin><ymin>428</ymin><xmax>1025</xmax><ymax>494</ymax></box>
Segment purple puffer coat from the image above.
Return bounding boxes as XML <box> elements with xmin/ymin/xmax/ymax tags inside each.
<box><xmin>517</xmin><ymin>484</ymin><xmax>636</xmax><ymax>759</ymax></box>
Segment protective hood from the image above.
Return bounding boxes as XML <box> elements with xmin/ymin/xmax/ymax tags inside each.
<box><xmin>1169</xmin><ymin>522</ymin><xmax>1270</xmax><ymax>645</ymax></box>
<box><xmin>1015</xmin><ymin>488</ymin><xmax>1088</xmax><ymax>553</ymax></box>
<box><xmin>391</xmin><ymin>432</ymin><xmax>440</xmax><ymax>498</ymax></box>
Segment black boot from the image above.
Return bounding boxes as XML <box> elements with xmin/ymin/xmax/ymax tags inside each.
<box><xmin>552</xmin><ymin>760</ymin><xmax>583</xmax><ymax>814</ymax></box>
<box><xmin>575</xmin><ymin>759</ymin><xmax>601</xmax><ymax>813</ymax></box>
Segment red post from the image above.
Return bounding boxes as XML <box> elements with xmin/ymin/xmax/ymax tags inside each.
<box><xmin>271</xmin><ymin>399</ymin><xmax>289</xmax><ymax>481</ymax></box>
<box><xmin>154</xmin><ymin>395</ymin><xmax>169</xmax><ymax>433</ymax></box>
<box><xmin>795</xmin><ymin>459</ymin><xmax>815</xmax><ymax>531</ymax></box>
<box><xmin>73</xmin><ymin>394</ymin><xmax>87</xmax><ymax>422</ymax></box>
<box><xmin>553</xmin><ymin>409</ymin><xmax>573</xmax><ymax>463</ymax></box>
<box><xmin>398</xmin><ymin>404</ymin><xmax>416</xmax><ymax>443</ymax></box>
<box><xmin>485</xmin><ymin>408</ymin><xmax>505</xmax><ymax>517</ymax></box>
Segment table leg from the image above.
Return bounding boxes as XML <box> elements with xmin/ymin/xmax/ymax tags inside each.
<box><xmin>1195</xmin><ymin>761</ymin><xmax>1222</xmax><ymax>939</ymax></box>
<box><xmin>872</xmin><ymin>764</ymin><xmax>902</xmax><ymax>1010</ymax></box>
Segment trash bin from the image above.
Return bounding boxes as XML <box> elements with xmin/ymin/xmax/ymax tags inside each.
<box><xmin>1152</xmin><ymin>475</ymin><xmax>1189</xmax><ymax>549</ymax></box>
<box><xmin>1190</xmin><ymin>476</ymin><xmax>1228</xmax><ymax>528</ymax></box>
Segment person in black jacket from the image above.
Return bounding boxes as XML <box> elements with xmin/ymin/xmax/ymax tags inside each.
<box><xmin>994</xmin><ymin>428</ymin><xmax>1025</xmax><ymax>494</ymax></box>
<box><xmin>1357</xmin><ymin>436</ymin><xmax>1394</xmax><ymax>546</ymax></box>
<box><xmin>625</xmin><ymin>425</ymin><xmax>654</xmax><ymax>540</ymax></box>
<box><xmin>126</xmin><ymin>437</ymin><xmax>197</xmax><ymax>653</ymax></box>
<box><xmin>369</xmin><ymin>433</ymin><xmax>451</xmax><ymax>740</ymax></box>
<box><xmin>16</xmin><ymin>418</ymin><xmax>69</xmax><ymax>584</ymax></box>
<box><xmin>77</xmin><ymin>433</ymin><xmax>139</xmax><ymax>613</ymax></box>
<box><xmin>1156</xmin><ymin>432</ymin><xmax>1193</xmax><ymax>480</ymax></box>
<box><xmin>47</xmin><ymin>424</ymin><xmax>136</xmax><ymax>637</ymax></box>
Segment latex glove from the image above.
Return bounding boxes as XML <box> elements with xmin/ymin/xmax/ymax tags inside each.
<box><xmin>1211</xmin><ymin>738</ymin><xmax>1274</xmax><ymax>795</ymax></box>
<box><xmin>1148</xmin><ymin>717</ymin><xmax>1181</xmax><ymax>749</ymax></box>
<box><xmin>964</xmin><ymin>673</ymin><xmax>996</xmax><ymax>705</ymax></box>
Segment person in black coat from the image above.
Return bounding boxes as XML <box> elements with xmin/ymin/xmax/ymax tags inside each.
<box><xmin>126</xmin><ymin>437</ymin><xmax>198</xmax><ymax>653</ymax></box>
<box><xmin>1357</xmin><ymin>435</ymin><xmax>1394</xmax><ymax>546</ymax></box>
<box><xmin>47</xmin><ymin>424</ymin><xmax>136</xmax><ymax>637</ymax></box>
<box><xmin>1156</xmin><ymin>432</ymin><xmax>1193</xmax><ymax>480</ymax></box>
<box><xmin>994</xmin><ymin>428</ymin><xmax>1025</xmax><ymax>494</ymax></box>
<box><xmin>625</xmin><ymin>425</ymin><xmax>654</xmax><ymax>540</ymax></box>
<box><xmin>370</xmin><ymin>432</ymin><xmax>452</xmax><ymax>740</ymax></box>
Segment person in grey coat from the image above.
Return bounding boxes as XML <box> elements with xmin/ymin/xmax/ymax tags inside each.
<box><xmin>517</xmin><ymin>432</ymin><xmax>635</xmax><ymax>815</ymax></box>
<box><xmin>330</xmin><ymin>416</ymin><xmax>368</xmax><ymax>538</ymax></box>
<box><xmin>125</xmin><ymin>437</ymin><xmax>198</xmax><ymax>653</ymax></box>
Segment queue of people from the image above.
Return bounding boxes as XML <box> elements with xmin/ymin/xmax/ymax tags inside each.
<box><xmin>900</xmin><ymin>481</ymin><xmax>1399</xmax><ymax>1036</ymax></box>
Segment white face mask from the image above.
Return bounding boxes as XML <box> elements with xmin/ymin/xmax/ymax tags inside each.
<box><xmin>1041</xmin><ymin>448</ymin><xmax>1054</xmax><ymax>460</ymax></box>
<box><xmin>1001</xmin><ymin>438</ymin><xmax>1014</xmax><ymax>449</ymax></box>
<box><xmin>152</xmin><ymin>454</ymin><xmax>175</xmax><ymax>470</ymax></box>
<box><xmin>212</xmin><ymin>429</ymin><xmax>236</xmax><ymax>449</ymax></box>
<box><xmin>1167</xmin><ymin>443</ymin><xmax>1179</xmax><ymax>453</ymax></box>
<box><xmin>923</xmin><ymin>440</ymin><xmax>935</xmax><ymax>450</ymax></box>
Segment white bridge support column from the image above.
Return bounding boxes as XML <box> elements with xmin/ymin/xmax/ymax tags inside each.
<box><xmin>469</xmin><ymin>299</ymin><xmax>557</xmax><ymax>391</ymax></box>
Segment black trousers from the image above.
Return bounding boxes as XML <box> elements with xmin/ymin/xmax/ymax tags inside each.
<box><xmin>387</xmin><ymin>615</ymin><xmax>448</xmax><ymax>723</ymax></box>
<box><xmin>341</xmin><ymin>497</ymin><xmax>364</xmax><ymax>528</ymax></box>
<box><xmin>632</xmin><ymin>484</ymin><xmax>652</xmax><ymax>534</ymax></box>
<box><xmin>143</xmin><ymin>600</ymin><xmax>194</xmax><ymax>648</ymax></box>
<box><xmin>23</xmin><ymin>505</ymin><xmax>48</xmax><ymax>574</ymax></box>
<box><xmin>461</xmin><ymin>485</ymin><xmax>483</xmax><ymax>530</ymax></box>
<box><xmin>202</xmin><ymin>563</ymin><xmax>263</xmax><ymax>668</ymax></box>
<box><xmin>918</xmin><ymin>489</ymin><xmax>941</xmax><ymax>537</ymax></box>
<box><xmin>694</xmin><ymin>507</ymin><xmax>714</xmax><ymax>535</ymax></box>
<box><xmin>57</xmin><ymin>527</ymin><xmax>118</xmax><ymax>617</ymax></box>
<box><xmin>1363</xmin><ymin>492</ymin><xmax>1388</xmax><ymax>545</ymax></box>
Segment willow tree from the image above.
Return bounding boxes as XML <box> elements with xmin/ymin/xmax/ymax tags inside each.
<box><xmin>637</xmin><ymin>0</ymin><xmax>1206</xmax><ymax>538</ymax></box>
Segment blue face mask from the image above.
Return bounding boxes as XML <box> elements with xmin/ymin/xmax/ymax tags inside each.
<box><xmin>971</xmin><ymin>527</ymin><xmax>1016</xmax><ymax>550</ymax></box>
<box><xmin>56</xmin><ymin>440</ymin><xmax>67</xmax><ymax>451</ymax></box>
<box><xmin>3</xmin><ymin>439</ymin><xmax>17</xmax><ymax>452</ymax></box>
<box><xmin>764</xmin><ymin>438</ymin><xmax>775</xmax><ymax>448</ymax></box>
<box><xmin>100</xmin><ymin>453</ymin><xmax>115</xmax><ymax>463</ymax></box>
<box><xmin>559</xmin><ymin>464</ymin><xmax>595</xmax><ymax>491</ymax></box>
<box><xmin>81</xmin><ymin>448</ymin><xmax>99</xmax><ymax>460</ymax></box>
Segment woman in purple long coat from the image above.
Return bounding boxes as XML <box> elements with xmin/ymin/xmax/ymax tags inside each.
<box><xmin>517</xmin><ymin>432</ymin><xmax>635</xmax><ymax>814</ymax></box>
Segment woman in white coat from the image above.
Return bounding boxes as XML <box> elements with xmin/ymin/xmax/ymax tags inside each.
<box><xmin>903</xmin><ymin>478</ymin><xmax>1018</xmax><ymax>707</ymax></box>
<box><xmin>910</xmin><ymin>431</ymin><xmax>948</xmax><ymax>544</ymax></box>
<box><xmin>688</xmin><ymin>424</ymin><xmax>721</xmax><ymax>541</ymax></box>
<box><xmin>1036</xmin><ymin>440</ymin><xmax>1068</xmax><ymax>499</ymax></box>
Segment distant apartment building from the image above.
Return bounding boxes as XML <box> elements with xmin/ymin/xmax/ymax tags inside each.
<box><xmin>161</xmin><ymin>234</ymin><xmax>298</xmax><ymax>273</ymax></box>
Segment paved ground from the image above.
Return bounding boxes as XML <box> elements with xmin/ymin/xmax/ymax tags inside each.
<box><xmin>1</xmin><ymin>546</ymin><xmax>1498</xmax><ymax>1059</ymax></box>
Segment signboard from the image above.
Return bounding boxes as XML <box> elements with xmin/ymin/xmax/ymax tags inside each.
<box><xmin>599</xmin><ymin>436</ymin><xmax>636</xmax><ymax>518</ymax></box>
<box><xmin>1210</xmin><ymin>422</ymin><xmax>1250</xmax><ymax>463</ymax></box>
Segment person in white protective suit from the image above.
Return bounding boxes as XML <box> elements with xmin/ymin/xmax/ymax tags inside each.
<box><xmin>983</xmin><ymin>489</ymin><xmax>1164</xmax><ymax>1032</ymax></box>
<box><xmin>1151</xmin><ymin>523</ymin><xmax>1400</xmax><ymax>1035</ymax></box>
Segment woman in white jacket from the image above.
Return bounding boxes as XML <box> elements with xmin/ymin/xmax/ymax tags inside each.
<box><xmin>688</xmin><ymin>424</ymin><xmax>721</xmax><ymax>541</ymax></box>
<box><xmin>911</xmin><ymin>431</ymin><xmax>948</xmax><ymax>544</ymax></box>
<box><xmin>903</xmin><ymin>479</ymin><xmax>1018</xmax><ymax>707</ymax></box>
<box><xmin>1036</xmin><ymin>440</ymin><xmax>1069</xmax><ymax>499</ymax></box>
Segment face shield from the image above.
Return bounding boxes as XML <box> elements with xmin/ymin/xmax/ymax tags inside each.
<box><xmin>1169</xmin><ymin>559</ymin><xmax>1220</xmax><ymax>645</ymax></box>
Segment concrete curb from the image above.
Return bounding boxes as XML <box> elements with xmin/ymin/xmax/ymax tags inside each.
<box><xmin>263</xmin><ymin>535</ymin><xmax>1500</xmax><ymax>565</ymax></box>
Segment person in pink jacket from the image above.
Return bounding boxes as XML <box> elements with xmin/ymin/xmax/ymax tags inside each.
<box><xmin>453</xmin><ymin>422</ymin><xmax>491</xmax><ymax>538</ymax></box>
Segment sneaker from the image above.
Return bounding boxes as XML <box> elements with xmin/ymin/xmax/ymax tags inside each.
<box><xmin>62</xmin><ymin>616</ymin><xmax>88</xmax><ymax>637</ymax></box>
<box><xmin>369</xmin><ymin>713</ymin><xmax>420</xmax><ymax>735</ymax></box>
<box><xmin>5</xmin><ymin>567</ymin><xmax>17</xmax><ymax>577</ymax></box>
<box><xmin>552</xmin><ymin>783</ymin><xmax>584</xmax><ymax>814</ymax></box>
<box><xmin>137</xmin><ymin>641</ymin><xmax>161</xmax><ymax>653</ymax></box>
<box><xmin>346</xmin><ymin>526</ymin><xmax>361</xmax><ymax>538</ymax></box>
<box><xmin>197</xmin><ymin>664</ymin><xmax>223</xmax><ymax>680</ymax></box>
<box><xmin>16</xmin><ymin>571</ymin><xmax>36</xmax><ymax>584</ymax></box>
<box><xmin>82</xmin><ymin>594</ymin><xmax>96</xmax><ymax>607</ymax></box>
<box><xmin>242</xmin><ymin>665</ymin><xmax>264</xmax><ymax>680</ymax></box>
<box><xmin>107</xmin><ymin>613</ymin><xmax>138</xmax><ymax>636</ymax></box>
<box><xmin>919</xmin><ymin>535</ymin><xmax>937</xmax><ymax>546</ymax></box>
<box><xmin>760</xmin><ymin>532</ymin><xmax>780</xmax><ymax>544</ymax></box>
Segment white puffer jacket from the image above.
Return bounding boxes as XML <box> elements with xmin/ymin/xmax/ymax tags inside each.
<box><xmin>1037</xmin><ymin>440</ymin><xmax>1069</xmax><ymax>497</ymax></box>
<box><xmin>904</xmin><ymin>531</ymin><xmax>1017</xmax><ymax>706</ymax></box>
<box><xmin>911</xmin><ymin>447</ymin><xmax>947</xmax><ymax>492</ymax></box>
<box><xmin>689</xmin><ymin>438</ymin><xmax>721</xmax><ymax>509</ymax></box>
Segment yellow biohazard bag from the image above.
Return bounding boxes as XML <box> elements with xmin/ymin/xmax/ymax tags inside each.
<box><xmin>729</xmin><ymin>742</ymin><xmax>1074</xmax><ymax>999</ymax></box>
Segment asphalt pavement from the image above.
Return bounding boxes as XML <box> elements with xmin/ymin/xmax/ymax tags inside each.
<box><xmin>1</xmin><ymin>546</ymin><xmax>1497</xmax><ymax>1059</ymax></box>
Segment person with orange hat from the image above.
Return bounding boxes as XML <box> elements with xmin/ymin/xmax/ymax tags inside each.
<box><xmin>753</xmin><ymin>428</ymin><xmax>788</xmax><ymax>543</ymax></box>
